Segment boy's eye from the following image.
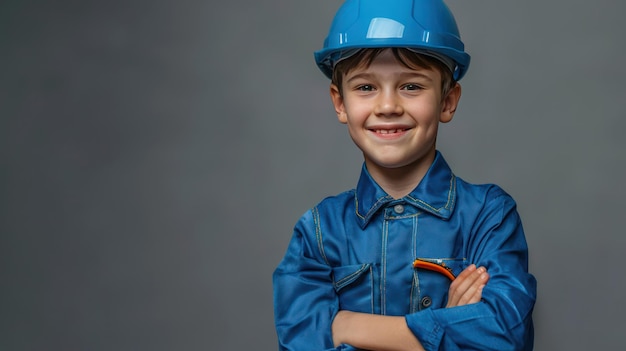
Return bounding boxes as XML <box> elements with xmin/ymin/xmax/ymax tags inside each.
<box><xmin>356</xmin><ymin>84</ymin><xmax>374</xmax><ymax>92</ymax></box>
<box><xmin>402</xmin><ymin>84</ymin><xmax>423</xmax><ymax>91</ymax></box>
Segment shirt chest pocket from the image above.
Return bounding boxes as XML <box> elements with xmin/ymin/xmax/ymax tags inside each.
<box><xmin>332</xmin><ymin>263</ymin><xmax>376</xmax><ymax>314</ymax></box>
<box><xmin>412</xmin><ymin>257</ymin><xmax>467</xmax><ymax>310</ymax></box>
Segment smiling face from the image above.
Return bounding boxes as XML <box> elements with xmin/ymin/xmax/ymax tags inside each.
<box><xmin>330</xmin><ymin>48</ymin><xmax>461</xmax><ymax>190</ymax></box>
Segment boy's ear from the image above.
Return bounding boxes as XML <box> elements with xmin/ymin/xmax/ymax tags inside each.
<box><xmin>440</xmin><ymin>82</ymin><xmax>462</xmax><ymax>124</ymax></box>
<box><xmin>330</xmin><ymin>84</ymin><xmax>348</xmax><ymax>124</ymax></box>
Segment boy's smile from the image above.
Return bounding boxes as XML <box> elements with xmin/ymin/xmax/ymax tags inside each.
<box><xmin>330</xmin><ymin>49</ymin><xmax>461</xmax><ymax>193</ymax></box>
<box><xmin>371</xmin><ymin>126</ymin><xmax>410</xmax><ymax>138</ymax></box>
<box><xmin>374</xmin><ymin>129</ymin><xmax>407</xmax><ymax>135</ymax></box>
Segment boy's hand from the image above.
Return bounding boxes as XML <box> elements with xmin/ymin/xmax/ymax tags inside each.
<box><xmin>446</xmin><ymin>264</ymin><xmax>489</xmax><ymax>308</ymax></box>
<box><xmin>331</xmin><ymin>310</ymin><xmax>425</xmax><ymax>350</ymax></box>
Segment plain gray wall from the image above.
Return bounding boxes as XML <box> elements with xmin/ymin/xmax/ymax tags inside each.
<box><xmin>2</xmin><ymin>0</ymin><xmax>625</xmax><ymax>350</ymax></box>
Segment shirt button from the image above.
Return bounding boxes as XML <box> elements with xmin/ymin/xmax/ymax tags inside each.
<box><xmin>421</xmin><ymin>296</ymin><xmax>432</xmax><ymax>308</ymax></box>
<box><xmin>393</xmin><ymin>204</ymin><xmax>404</xmax><ymax>214</ymax></box>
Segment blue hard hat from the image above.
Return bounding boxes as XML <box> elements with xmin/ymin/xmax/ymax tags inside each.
<box><xmin>314</xmin><ymin>0</ymin><xmax>470</xmax><ymax>81</ymax></box>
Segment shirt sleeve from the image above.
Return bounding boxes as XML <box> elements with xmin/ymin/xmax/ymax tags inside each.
<box><xmin>405</xmin><ymin>189</ymin><xmax>537</xmax><ymax>351</ymax></box>
<box><xmin>273</xmin><ymin>209</ymin><xmax>349</xmax><ymax>351</ymax></box>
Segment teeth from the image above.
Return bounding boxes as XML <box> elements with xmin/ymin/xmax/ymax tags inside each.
<box><xmin>377</xmin><ymin>129</ymin><xmax>401</xmax><ymax>134</ymax></box>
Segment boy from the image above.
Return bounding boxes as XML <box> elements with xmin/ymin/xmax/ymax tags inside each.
<box><xmin>273</xmin><ymin>0</ymin><xmax>536</xmax><ymax>350</ymax></box>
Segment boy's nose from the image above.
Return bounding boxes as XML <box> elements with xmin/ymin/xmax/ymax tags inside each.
<box><xmin>374</xmin><ymin>92</ymin><xmax>403</xmax><ymax>117</ymax></box>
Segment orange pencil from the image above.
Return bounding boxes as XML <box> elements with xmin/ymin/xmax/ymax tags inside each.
<box><xmin>412</xmin><ymin>259</ymin><xmax>456</xmax><ymax>281</ymax></box>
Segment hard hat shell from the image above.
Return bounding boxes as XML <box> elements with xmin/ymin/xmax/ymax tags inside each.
<box><xmin>314</xmin><ymin>0</ymin><xmax>470</xmax><ymax>81</ymax></box>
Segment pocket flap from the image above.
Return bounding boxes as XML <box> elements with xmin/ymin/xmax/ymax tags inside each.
<box><xmin>332</xmin><ymin>263</ymin><xmax>372</xmax><ymax>292</ymax></box>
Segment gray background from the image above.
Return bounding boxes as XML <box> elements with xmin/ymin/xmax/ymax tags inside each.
<box><xmin>1</xmin><ymin>0</ymin><xmax>625</xmax><ymax>350</ymax></box>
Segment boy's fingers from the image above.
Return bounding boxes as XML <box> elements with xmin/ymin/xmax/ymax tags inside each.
<box><xmin>455</xmin><ymin>264</ymin><xmax>477</xmax><ymax>280</ymax></box>
<box><xmin>452</xmin><ymin>265</ymin><xmax>484</xmax><ymax>295</ymax></box>
<box><xmin>456</xmin><ymin>273</ymin><xmax>489</xmax><ymax>305</ymax></box>
<box><xmin>447</xmin><ymin>265</ymin><xmax>489</xmax><ymax>307</ymax></box>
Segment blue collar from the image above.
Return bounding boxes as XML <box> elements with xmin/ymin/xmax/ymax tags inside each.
<box><xmin>354</xmin><ymin>151</ymin><xmax>457</xmax><ymax>228</ymax></box>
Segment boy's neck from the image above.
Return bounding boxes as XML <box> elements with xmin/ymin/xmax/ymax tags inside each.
<box><xmin>365</xmin><ymin>152</ymin><xmax>436</xmax><ymax>200</ymax></box>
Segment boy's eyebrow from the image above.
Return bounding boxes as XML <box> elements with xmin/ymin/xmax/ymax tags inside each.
<box><xmin>345</xmin><ymin>71</ymin><xmax>435</xmax><ymax>84</ymax></box>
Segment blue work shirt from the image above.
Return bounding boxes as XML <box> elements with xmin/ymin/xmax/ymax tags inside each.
<box><xmin>273</xmin><ymin>152</ymin><xmax>536</xmax><ymax>350</ymax></box>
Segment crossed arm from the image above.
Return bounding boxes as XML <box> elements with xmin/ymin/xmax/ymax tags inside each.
<box><xmin>331</xmin><ymin>264</ymin><xmax>490</xmax><ymax>351</ymax></box>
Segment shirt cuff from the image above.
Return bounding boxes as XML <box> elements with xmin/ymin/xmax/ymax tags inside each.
<box><xmin>405</xmin><ymin>309</ymin><xmax>443</xmax><ymax>351</ymax></box>
<box><xmin>405</xmin><ymin>303</ymin><xmax>490</xmax><ymax>351</ymax></box>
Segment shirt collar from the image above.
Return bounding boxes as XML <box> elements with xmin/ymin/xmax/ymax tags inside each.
<box><xmin>354</xmin><ymin>151</ymin><xmax>457</xmax><ymax>228</ymax></box>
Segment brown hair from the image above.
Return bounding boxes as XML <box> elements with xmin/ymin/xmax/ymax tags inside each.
<box><xmin>331</xmin><ymin>48</ymin><xmax>455</xmax><ymax>100</ymax></box>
